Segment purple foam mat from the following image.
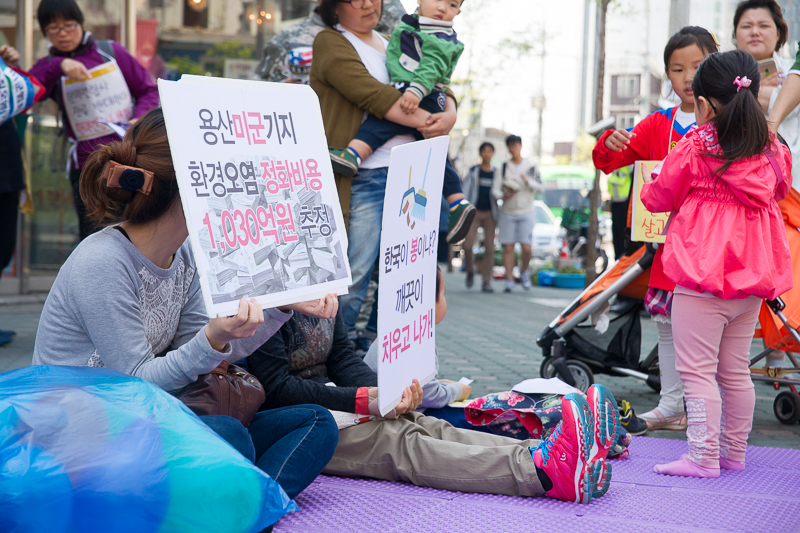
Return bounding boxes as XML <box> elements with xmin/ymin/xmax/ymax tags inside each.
<box><xmin>274</xmin><ymin>437</ymin><xmax>800</xmax><ymax>533</ymax></box>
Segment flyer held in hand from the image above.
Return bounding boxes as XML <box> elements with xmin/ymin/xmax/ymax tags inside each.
<box><xmin>61</xmin><ymin>61</ymin><xmax>134</xmax><ymax>141</ymax></box>
<box><xmin>377</xmin><ymin>137</ymin><xmax>448</xmax><ymax>416</ymax></box>
<box><xmin>631</xmin><ymin>160</ymin><xmax>669</xmax><ymax>243</ymax></box>
<box><xmin>158</xmin><ymin>76</ymin><xmax>352</xmax><ymax>317</ymax></box>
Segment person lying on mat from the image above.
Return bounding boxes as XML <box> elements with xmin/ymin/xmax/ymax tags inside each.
<box><xmin>31</xmin><ymin>108</ymin><xmax>339</xmax><ymax>500</ymax></box>
<box><xmin>248</xmin><ymin>268</ymin><xmax>621</xmax><ymax>503</ymax></box>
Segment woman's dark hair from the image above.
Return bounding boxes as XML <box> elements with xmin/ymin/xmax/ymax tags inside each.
<box><xmin>37</xmin><ymin>0</ymin><xmax>84</xmax><ymax>34</ymax></box>
<box><xmin>663</xmin><ymin>26</ymin><xmax>718</xmax><ymax>68</ymax></box>
<box><xmin>692</xmin><ymin>50</ymin><xmax>771</xmax><ymax>177</ymax></box>
<box><xmin>505</xmin><ymin>135</ymin><xmax>522</xmax><ymax>147</ymax></box>
<box><xmin>733</xmin><ymin>0</ymin><xmax>788</xmax><ymax>52</ymax></box>
<box><xmin>318</xmin><ymin>0</ymin><xmax>383</xmax><ymax>28</ymax></box>
<box><xmin>479</xmin><ymin>142</ymin><xmax>495</xmax><ymax>153</ymax></box>
<box><xmin>81</xmin><ymin>108</ymin><xmax>180</xmax><ymax>226</ymax></box>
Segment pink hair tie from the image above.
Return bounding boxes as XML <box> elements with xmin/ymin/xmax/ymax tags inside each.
<box><xmin>733</xmin><ymin>76</ymin><xmax>752</xmax><ymax>92</ymax></box>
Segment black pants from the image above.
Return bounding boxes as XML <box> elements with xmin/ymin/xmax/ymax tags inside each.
<box><xmin>0</xmin><ymin>190</ymin><xmax>19</xmax><ymax>271</ymax></box>
<box><xmin>610</xmin><ymin>199</ymin><xmax>630</xmax><ymax>261</ymax></box>
<box><xmin>69</xmin><ymin>167</ymin><xmax>98</xmax><ymax>241</ymax></box>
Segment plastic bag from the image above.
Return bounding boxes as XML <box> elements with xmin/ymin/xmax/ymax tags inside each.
<box><xmin>0</xmin><ymin>365</ymin><xmax>298</xmax><ymax>533</ymax></box>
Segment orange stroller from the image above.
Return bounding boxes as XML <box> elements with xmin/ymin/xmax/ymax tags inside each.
<box><xmin>751</xmin><ymin>189</ymin><xmax>800</xmax><ymax>424</ymax></box>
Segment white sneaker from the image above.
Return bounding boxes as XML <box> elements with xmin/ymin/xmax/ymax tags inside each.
<box><xmin>503</xmin><ymin>280</ymin><xmax>515</xmax><ymax>293</ymax></box>
<box><xmin>521</xmin><ymin>271</ymin><xmax>532</xmax><ymax>290</ymax></box>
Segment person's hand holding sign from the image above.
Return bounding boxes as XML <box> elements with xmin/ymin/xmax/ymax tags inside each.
<box><xmin>205</xmin><ymin>297</ymin><xmax>265</xmax><ymax>351</ymax></box>
<box><xmin>278</xmin><ymin>293</ymin><xmax>339</xmax><ymax>319</ymax></box>
<box><xmin>60</xmin><ymin>58</ymin><xmax>90</xmax><ymax>81</ymax></box>
<box><xmin>0</xmin><ymin>45</ymin><xmax>20</xmax><ymax>67</ymax></box>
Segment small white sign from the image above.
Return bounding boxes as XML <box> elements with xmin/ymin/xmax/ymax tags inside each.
<box><xmin>158</xmin><ymin>76</ymin><xmax>352</xmax><ymax>317</ymax></box>
<box><xmin>61</xmin><ymin>61</ymin><xmax>133</xmax><ymax>141</ymax></box>
<box><xmin>377</xmin><ymin>137</ymin><xmax>449</xmax><ymax>416</ymax></box>
<box><xmin>224</xmin><ymin>59</ymin><xmax>259</xmax><ymax>80</ymax></box>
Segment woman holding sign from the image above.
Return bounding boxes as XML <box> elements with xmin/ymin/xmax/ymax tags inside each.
<box><xmin>10</xmin><ymin>0</ymin><xmax>159</xmax><ymax>240</ymax></box>
<box><xmin>32</xmin><ymin>109</ymin><xmax>340</xmax><ymax>500</ymax></box>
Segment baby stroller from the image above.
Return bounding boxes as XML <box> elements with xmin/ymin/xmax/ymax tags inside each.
<box><xmin>536</xmin><ymin>243</ymin><xmax>660</xmax><ymax>393</ymax></box>
<box><xmin>751</xmin><ymin>189</ymin><xmax>800</xmax><ymax>424</ymax></box>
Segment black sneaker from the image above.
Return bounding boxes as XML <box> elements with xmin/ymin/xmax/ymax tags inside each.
<box><xmin>446</xmin><ymin>200</ymin><xmax>476</xmax><ymax>244</ymax></box>
<box><xmin>466</xmin><ymin>270</ymin><xmax>475</xmax><ymax>288</ymax></box>
<box><xmin>618</xmin><ymin>399</ymin><xmax>648</xmax><ymax>436</ymax></box>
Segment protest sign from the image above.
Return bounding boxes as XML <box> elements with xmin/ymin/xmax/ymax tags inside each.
<box><xmin>0</xmin><ymin>57</ymin><xmax>38</xmax><ymax>125</ymax></box>
<box><xmin>630</xmin><ymin>160</ymin><xmax>668</xmax><ymax>243</ymax></box>
<box><xmin>61</xmin><ymin>61</ymin><xmax>133</xmax><ymax>141</ymax></box>
<box><xmin>223</xmin><ymin>59</ymin><xmax>259</xmax><ymax>80</ymax></box>
<box><xmin>377</xmin><ymin>137</ymin><xmax>449</xmax><ymax>416</ymax></box>
<box><xmin>158</xmin><ymin>75</ymin><xmax>351</xmax><ymax>317</ymax></box>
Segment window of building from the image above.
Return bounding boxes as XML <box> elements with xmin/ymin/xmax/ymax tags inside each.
<box><xmin>616</xmin><ymin>75</ymin><xmax>639</xmax><ymax>99</ymax></box>
<box><xmin>616</xmin><ymin>113</ymin><xmax>638</xmax><ymax>129</ymax></box>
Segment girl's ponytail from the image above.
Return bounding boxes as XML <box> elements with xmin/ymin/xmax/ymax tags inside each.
<box><xmin>692</xmin><ymin>50</ymin><xmax>771</xmax><ymax>176</ymax></box>
<box><xmin>80</xmin><ymin>108</ymin><xmax>180</xmax><ymax>226</ymax></box>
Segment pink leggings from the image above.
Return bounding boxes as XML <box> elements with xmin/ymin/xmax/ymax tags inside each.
<box><xmin>671</xmin><ymin>288</ymin><xmax>761</xmax><ymax>467</ymax></box>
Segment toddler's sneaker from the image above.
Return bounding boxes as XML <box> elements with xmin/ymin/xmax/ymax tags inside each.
<box><xmin>446</xmin><ymin>200</ymin><xmax>476</xmax><ymax>243</ymax></box>
<box><xmin>587</xmin><ymin>384</ymin><xmax>620</xmax><ymax>497</ymax></box>
<box><xmin>618</xmin><ymin>399</ymin><xmax>648</xmax><ymax>436</ymax></box>
<box><xmin>329</xmin><ymin>148</ymin><xmax>360</xmax><ymax>177</ymax></box>
<box><xmin>531</xmin><ymin>393</ymin><xmax>594</xmax><ymax>504</ymax></box>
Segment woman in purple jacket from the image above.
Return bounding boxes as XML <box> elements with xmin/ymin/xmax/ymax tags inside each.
<box><xmin>10</xmin><ymin>0</ymin><xmax>160</xmax><ymax>240</ymax></box>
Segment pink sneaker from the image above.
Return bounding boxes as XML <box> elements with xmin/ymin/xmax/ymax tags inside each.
<box><xmin>586</xmin><ymin>384</ymin><xmax>620</xmax><ymax>498</ymax></box>
<box><xmin>532</xmin><ymin>393</ymin><xmax>594</xmax><ymax>504</ymax></box>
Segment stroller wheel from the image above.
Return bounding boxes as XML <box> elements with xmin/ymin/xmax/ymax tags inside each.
<box><xmin>773</xmin><ymin>391</ymin><xmax>800</xmax><ymax>425</ymax></box>
<box><xmin>540</xmin><ymin>358</ymin><xmax>595</xmax><ymax>393</ymax></box>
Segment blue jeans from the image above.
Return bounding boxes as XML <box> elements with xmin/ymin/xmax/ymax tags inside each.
<box><xmin>340</xmin><ymin>167</ymin><xmax>389</xmax><ymax>339</ymax></box>
<box><xmin>201</xmin><ymin>405</ymin><xmax>338</xmax><ymax>499</ymax></box>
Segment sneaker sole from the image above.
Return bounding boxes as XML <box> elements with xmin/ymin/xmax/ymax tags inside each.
<box><xmin>330</xmin><ymin>154</ymin><xmax>358</xmax><ymax>177</ymax></box>
<box><xmin>591</xmin><ymin>460</ymin><xmax>612</xmax><ymax>498</ymax></box>
<box><xmin>588</xmin><ymin>385</ymin><xmax>620</xmax><ymax>465</ymax></box>
<box><xmin>564</xmin><ymin>393</ymin><xmax>594</xmax><ymax>504</ymax></box>
<box><xmin>446</xmin><ymin>205</ymin><xmax>477</xmax><ymax>243</ymax></box>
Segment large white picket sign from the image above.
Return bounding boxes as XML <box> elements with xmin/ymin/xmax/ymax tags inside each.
<box><xmin>377</xmin><ymin>136</ymin><xmax>449</xmax><ymax>416</ymax></box>
<box><xmin>158</xmin><ymin>76</ymin><xmax>351</xmax><ymax>317</ymax></box>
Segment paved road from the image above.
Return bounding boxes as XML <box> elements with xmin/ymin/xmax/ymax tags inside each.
<box><xmin>2</xmin><ymin>270</ymin><xmax>799</xmax><ymax>449</ymax></box>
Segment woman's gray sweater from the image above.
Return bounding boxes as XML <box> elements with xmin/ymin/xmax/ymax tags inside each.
<box><xmin>32</xmin><ymin>227</ymin><xmax>291</xmax><ymax>391</ymax></box>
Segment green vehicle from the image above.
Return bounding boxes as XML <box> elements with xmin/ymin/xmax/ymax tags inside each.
<box><xmin>538</xmin><ymin>165</ymin><xmax>596</xmax><ymax>218</ymax></box>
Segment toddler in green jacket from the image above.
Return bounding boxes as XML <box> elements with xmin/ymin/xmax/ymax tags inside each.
<box><xmin>329</xmin><ymin>0</ymin><xmax>465</xmax><ymax>176</ymax></box>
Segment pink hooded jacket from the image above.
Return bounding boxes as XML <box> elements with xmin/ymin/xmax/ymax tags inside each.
<box><xmin>642</xmin><ymin>123</ymin><xmax>793</xmax><ymax>300</ymax></box>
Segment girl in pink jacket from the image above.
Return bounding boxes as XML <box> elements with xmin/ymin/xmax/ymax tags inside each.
<box><xmin>642</xmin><ymin>50</ymin><xmax>792</xmax><ymax>478</ymax></box>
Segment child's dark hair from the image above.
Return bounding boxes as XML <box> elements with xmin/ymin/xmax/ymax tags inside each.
<box><xmin>435</xmin><ymin>266</ymin><xmax>443</xmax><ymax>302</ymax></box>
<box><xmin>733</xmin><ymin>0</ymin><xmax>788</xmax><ymax>52</ymax></box>
<box><xmin>318</xmin><ymin>0</ymin><xmax>384</xmax><ymax>28</ymax></box>
<box><xmin>37</xmin><ymin>0</ymin><xmax>84</xmax><ymax>34</ymax></box>
<box><xmin>81</xmin><ymin>108</ymin><xmax>180</xmax><ymax>226</ymax></box>
<box><xmin>505</xmin><ymin>135</ymin><xmax>522</xmax><ymax>147</ymax></box>
<box><xmin>663</xmin><ymin>26</ymin><xmax>718</xmax><ymax>68</ymax></box>
<box><xmin>692</xmin><ymin>50</ymin><xmax>771</xmax><ymax>177</ymax></box>
<box><xmin>479</xmin><ymin>142</ymin><xmax>495</xmax><ymax>153</ymax></box>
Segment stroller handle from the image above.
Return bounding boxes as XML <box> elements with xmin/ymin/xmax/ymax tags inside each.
<box><xmin>767</xmin><ymin>297</ymin><xmax>786</xmax><ymax>314</ymax></box>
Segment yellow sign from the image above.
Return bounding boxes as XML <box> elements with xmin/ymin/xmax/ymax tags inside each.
<box><xmin>631</xmin><ymin>160</ymin><xmax>669</xmax><ymax>243</ymax></box>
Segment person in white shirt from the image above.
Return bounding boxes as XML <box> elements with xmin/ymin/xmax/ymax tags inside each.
<box><xmin>492</xmin><ymin>135</ymin><xmax>543</xmax><ymax>293</ymax></box>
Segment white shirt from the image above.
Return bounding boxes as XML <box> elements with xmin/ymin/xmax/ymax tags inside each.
<box><xmin>674</xmin><ymin>108</ymin><xmax>696</xmax><ymax>131</ymax></box>
<box><xmin>338</xmin><ymin>27</ymin><xmax>415</xmax><ymax>169</ymax></box>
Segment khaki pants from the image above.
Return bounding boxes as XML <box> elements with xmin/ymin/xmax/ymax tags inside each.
<box><xmin>323</xmin><ymin>412</ymin><xmax>544</xmax><ymax>496</ymax></box>
<box><xmin>463</xmin><ymin>209</ymin><xmax>496</xmax><ymax>282</ymax></box>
